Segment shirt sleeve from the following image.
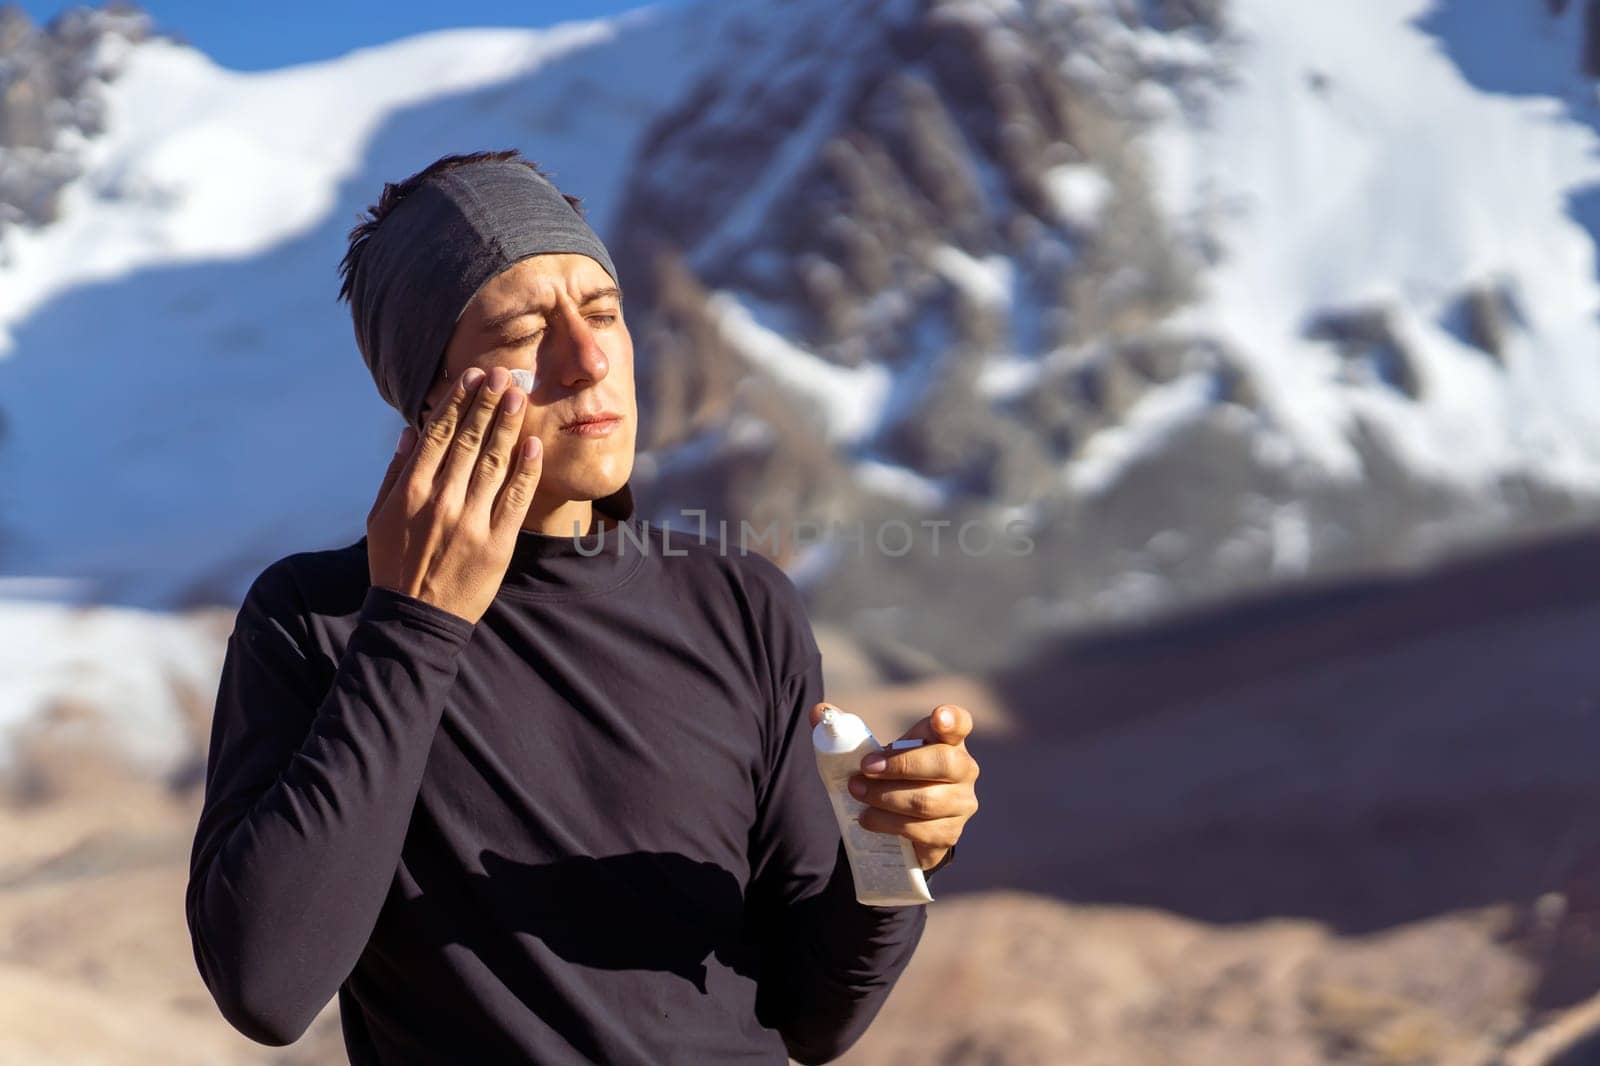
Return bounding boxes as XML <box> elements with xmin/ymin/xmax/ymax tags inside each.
<box><xmin>184</xmin><ymin>564</ymin><xmax>476</xmax><ymax>1047</ymax></box>
<box><xmin>747</xmin><ymin>649</ymin><xmax>929</xmax><ymax>1065</ymax></box>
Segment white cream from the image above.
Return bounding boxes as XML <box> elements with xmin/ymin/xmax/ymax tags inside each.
<box><xmin>812</xmin><ymin>706</ymin><xmax>934</xmax><ymax>906</ymax></box>
<box><xmin>508</xmin><ymin>368</ymin><xmax>538</xmax><ymax>393</ymax></box>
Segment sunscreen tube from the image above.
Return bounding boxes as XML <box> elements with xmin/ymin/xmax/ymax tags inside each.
<box><xmin>508</xmin><ymin>368</ymin><xmax>538</xmax><ymax>393</ymax></box>
<box><xmin>812</xmin><ymin>705</ymin><xmax>934</xmax><ymax>906</ymax></box>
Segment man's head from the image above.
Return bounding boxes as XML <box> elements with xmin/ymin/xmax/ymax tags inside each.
<box><xmin>337</xmin><ymin>149</ymin><xmax>636</xmax><ymax>522</ymax></box>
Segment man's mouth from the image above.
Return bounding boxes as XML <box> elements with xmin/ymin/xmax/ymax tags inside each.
<box><xmin>560</xmin><ymin>412</ymin><xmax>623</xmax><ymax>436</ymax></box>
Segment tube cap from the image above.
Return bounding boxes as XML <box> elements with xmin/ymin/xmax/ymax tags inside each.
<box><xmin>814</xmin><ymin>705</ymin><xmax>872</xmax><ymax>752</ymax></box>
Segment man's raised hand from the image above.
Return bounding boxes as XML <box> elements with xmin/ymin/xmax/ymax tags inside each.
<box><xmin>367</xmin><ymin>365</ymin><xmax>544</xmax><ymax>625</ymax></box>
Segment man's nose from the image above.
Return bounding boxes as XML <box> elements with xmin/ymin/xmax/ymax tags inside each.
<box><xmin>550</xmin><ymin>303</ymin><xmax>609</xmax><ymax>388</ymax></box>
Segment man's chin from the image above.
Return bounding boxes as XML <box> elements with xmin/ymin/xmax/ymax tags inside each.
<box><xmin>585</xmin><ymin>453</ymin><xmax>635</xmax><ymax>498</ymax></box>
<box><xmin>539</xmin><ymin>467</ymin><xmax>633</xmax><ymax>507</ymax></box>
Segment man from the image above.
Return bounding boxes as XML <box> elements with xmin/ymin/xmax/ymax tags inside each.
<box><xmin>184</xmin><ymin>149</ymin><xmax>981</xmax><ymax>1065</ymax></box>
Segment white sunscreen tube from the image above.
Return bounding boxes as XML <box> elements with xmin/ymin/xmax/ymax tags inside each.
<box><xmin>508</xmin><ymin>368</ymin><xmax>538</xmax><ymax>393</ymax></box>
<box><xmin>812</xmin><ymin>706</ymin><xmax>934</xmax><ymax>906</ymax></box>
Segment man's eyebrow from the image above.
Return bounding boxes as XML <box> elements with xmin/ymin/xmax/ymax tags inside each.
<box><xmin>481</xmin><ymin>286</ymin><xmax>624</xmax><ymax>334</ymax></box>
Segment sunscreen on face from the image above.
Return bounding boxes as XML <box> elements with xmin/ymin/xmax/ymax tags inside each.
<box><xmin>812</xmin><ymin>705</ymin><xmax>934</xmax><ymax>906</ymax></box>
<box><xmin>508</xmin><ymin>368</ymin><xmax>537</xmax><ymax>393</ymax></box>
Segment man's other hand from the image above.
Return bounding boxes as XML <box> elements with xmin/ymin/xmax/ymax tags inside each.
<box><xmin>809</xmin><ymin>703</ymin><xmax>981</xmax><ymax>873</ymax></box>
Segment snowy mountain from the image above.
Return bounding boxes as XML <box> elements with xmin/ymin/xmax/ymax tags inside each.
<box><xmin>612</xmin><ymin>0</ymin><xmax>1600</xmax><ymax>672</ymax></box>
<box><xmin>4</xmin><ymin>0</ymin><xmax>1600</xmax><ymax>694</ymax></box>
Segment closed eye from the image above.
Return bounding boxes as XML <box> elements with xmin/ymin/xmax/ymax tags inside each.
<box><xmin>503</xmin><ymin>313</ymin><xmax>616</xmax><ymax>347</ymax></box>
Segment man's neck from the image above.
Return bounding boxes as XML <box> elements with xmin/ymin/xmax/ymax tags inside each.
<box><xmin>522</xmin><ymin>499</ymin><xmax>600</xmax><ymax>538</ymax></box>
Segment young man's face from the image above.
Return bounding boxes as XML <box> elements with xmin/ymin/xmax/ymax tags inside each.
<box><xmin>421</xmin><ymin>252</ymin><xmax>637</xmax><ymax>514</ymax></box>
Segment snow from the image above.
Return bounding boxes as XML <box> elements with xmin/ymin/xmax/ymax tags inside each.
<box><xmin>686</xmin><ymin>3</ymin><xmax>880</xmax><ymax>272</ymax></box>
<box><xmin>1067</xmin><ymin>372</ymin><xmax>1220</xmax><ymax>496</ymax></box>
<box><xmin>1268</xmin><ymin>501</ymin><xmax>1314</xmax><ymax>577</ymax></box>
<box><xmin>928</xmin><ymin>245</ymin><xmax>1014</xmax><ymax>309</ymax></box>
<box><xmin>707</xmin><ymin>291</ymin><xmax>891</xmax><ymax>444</ymax></box>
<box><xmin>1137</xmin><ymin>0</ymin><xmax>1600</xmax><ymax>492</ymax></box>
<box><xmin>0</xmin><ymin>597</ymin><xmax>223</xmax><ymax>777</ymax></box>
<box><xmin>690</xmin><ymin>66</ymin><xmax>859</xmax><ymax>270</ymax></box>
<box><xmin>852</xmin><ymin>458</ymin><xmax>950</xmax><ymax>510</ymax></box>
<box><xmin>1040</xmin><ymin>163</ymin><xmax>1113</xmax><ymax>228</ymax></box>
<box><xmin>0</xmin><ymin>25</ymin><xmax>622</xmax><ymax>351</ymax></box>
<box><xmin>978</xmin><ymin>353</ymin><xmax>1044</xmax><ymax>399</ymax></box>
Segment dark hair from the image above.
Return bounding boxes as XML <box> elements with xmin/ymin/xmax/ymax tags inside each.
<box><xmin>336</xmin><ymin>148</ymin><xmax>584</xmax><ymax>305</ymax></box>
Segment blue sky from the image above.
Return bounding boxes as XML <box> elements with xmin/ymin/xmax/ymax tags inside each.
<box><xmin>15</xmin><ymin>1</ymin><xmax>678</xmax><ymax>70</ymax></box>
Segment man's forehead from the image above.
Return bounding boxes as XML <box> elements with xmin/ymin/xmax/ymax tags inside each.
<box><xmin>471</xmin><ymin>253</ymin><xmax>616</xmax><ymax>314</ymax></box>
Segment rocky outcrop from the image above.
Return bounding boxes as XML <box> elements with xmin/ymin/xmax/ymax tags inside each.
<box><xmin>610</xmin><ymin>0</ymin><xmax>1276</xmax><ymax>670</ymax></box>
<box><xmin>0</xmin><ymin>2</ymin><xmax>154</xmax><ymax>233</ymax></box>
<box><xmin>1442</xmin><ymin>278</ymin><xmax>1525</xmax><ymax>365</ymax></box>
<box><xmin>1304</xmin><ymin>304</ymin><xmax>1423</xmax><ymax>400</ymax></box>
<box><xmin>596</xmin><ymin>0</ymin><xmax>1600</xmax><ymax>675</ymax></box>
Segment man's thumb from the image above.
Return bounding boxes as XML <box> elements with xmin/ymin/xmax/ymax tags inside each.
<box><xmin>931</xmin><ymin>705</ymin><xmax>973</xmax><ymax>744</ymax></box>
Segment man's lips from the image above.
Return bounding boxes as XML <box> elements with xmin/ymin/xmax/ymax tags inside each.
<box><xmin>560</xmin><ymin>412</ymin><xmax>623</xmax><ymax>434</ymax></box>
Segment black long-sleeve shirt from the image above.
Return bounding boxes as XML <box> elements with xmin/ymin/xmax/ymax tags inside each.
<box><xmin>185</xmin><ymin>506</ymin><xmax>932</xmax><ymax>1064</ymax></box>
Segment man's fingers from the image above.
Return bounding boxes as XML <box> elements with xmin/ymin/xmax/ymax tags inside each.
<box><xmin>369</xmin><ymin>427</ymin><xmax>416</xmax><ymax>524</ymax></box>
<box><xmin>437</xmin><ymin>366</ymin><xmax>509</xmax><ymax>506</ymax></box>
<box><xmin>859</xmin><ymin>741</ymin><xmax>972</xmax><ymax>783</ymax></box>
<box><xmin>850</xmin><ymin>777</ymin><xmax>976</xmax><ymax>820</ymax></box>
<box><xmin>856</xmin><ymin>807</ymin><xmax>966</xmax><ymax>849</ymax></box>
<box><xmin>463</xmin><ymin>382</ymin><xmax>528</xmax><ymax>520</ymax></box>
<box><xmin>413</xmin><ymin>367</ymin><xmax>485</xmax><ymax>487</ymax></box>
<box><xmin>811</xmin><ymin>702</ymin><xmax>977</xmax><ymax>781</ymax></box>
<box><xmin>886</xmin><ymin>704</ymin><xmax>976</xmax><ymax>749</ymax></box>
<box><xmin>491</xmin><ymin>432</ymin><xmax>543</xmax><ymax>533</ymax></box>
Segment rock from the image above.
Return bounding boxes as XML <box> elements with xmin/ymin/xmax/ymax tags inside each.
<box><xmin>1304</xmin><ymin>304</ymin><xmax>1423</xmax><ymax>399</ymax></box>
<box><xmin>1443</xmin><ymin>278</ymin><xmax>1525</xmax><ymax>365</ymax></box>
<box><xmin>0</xmin><ymin>2</ymin><xmax>156</xmax><ymax>231</ymax></box>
